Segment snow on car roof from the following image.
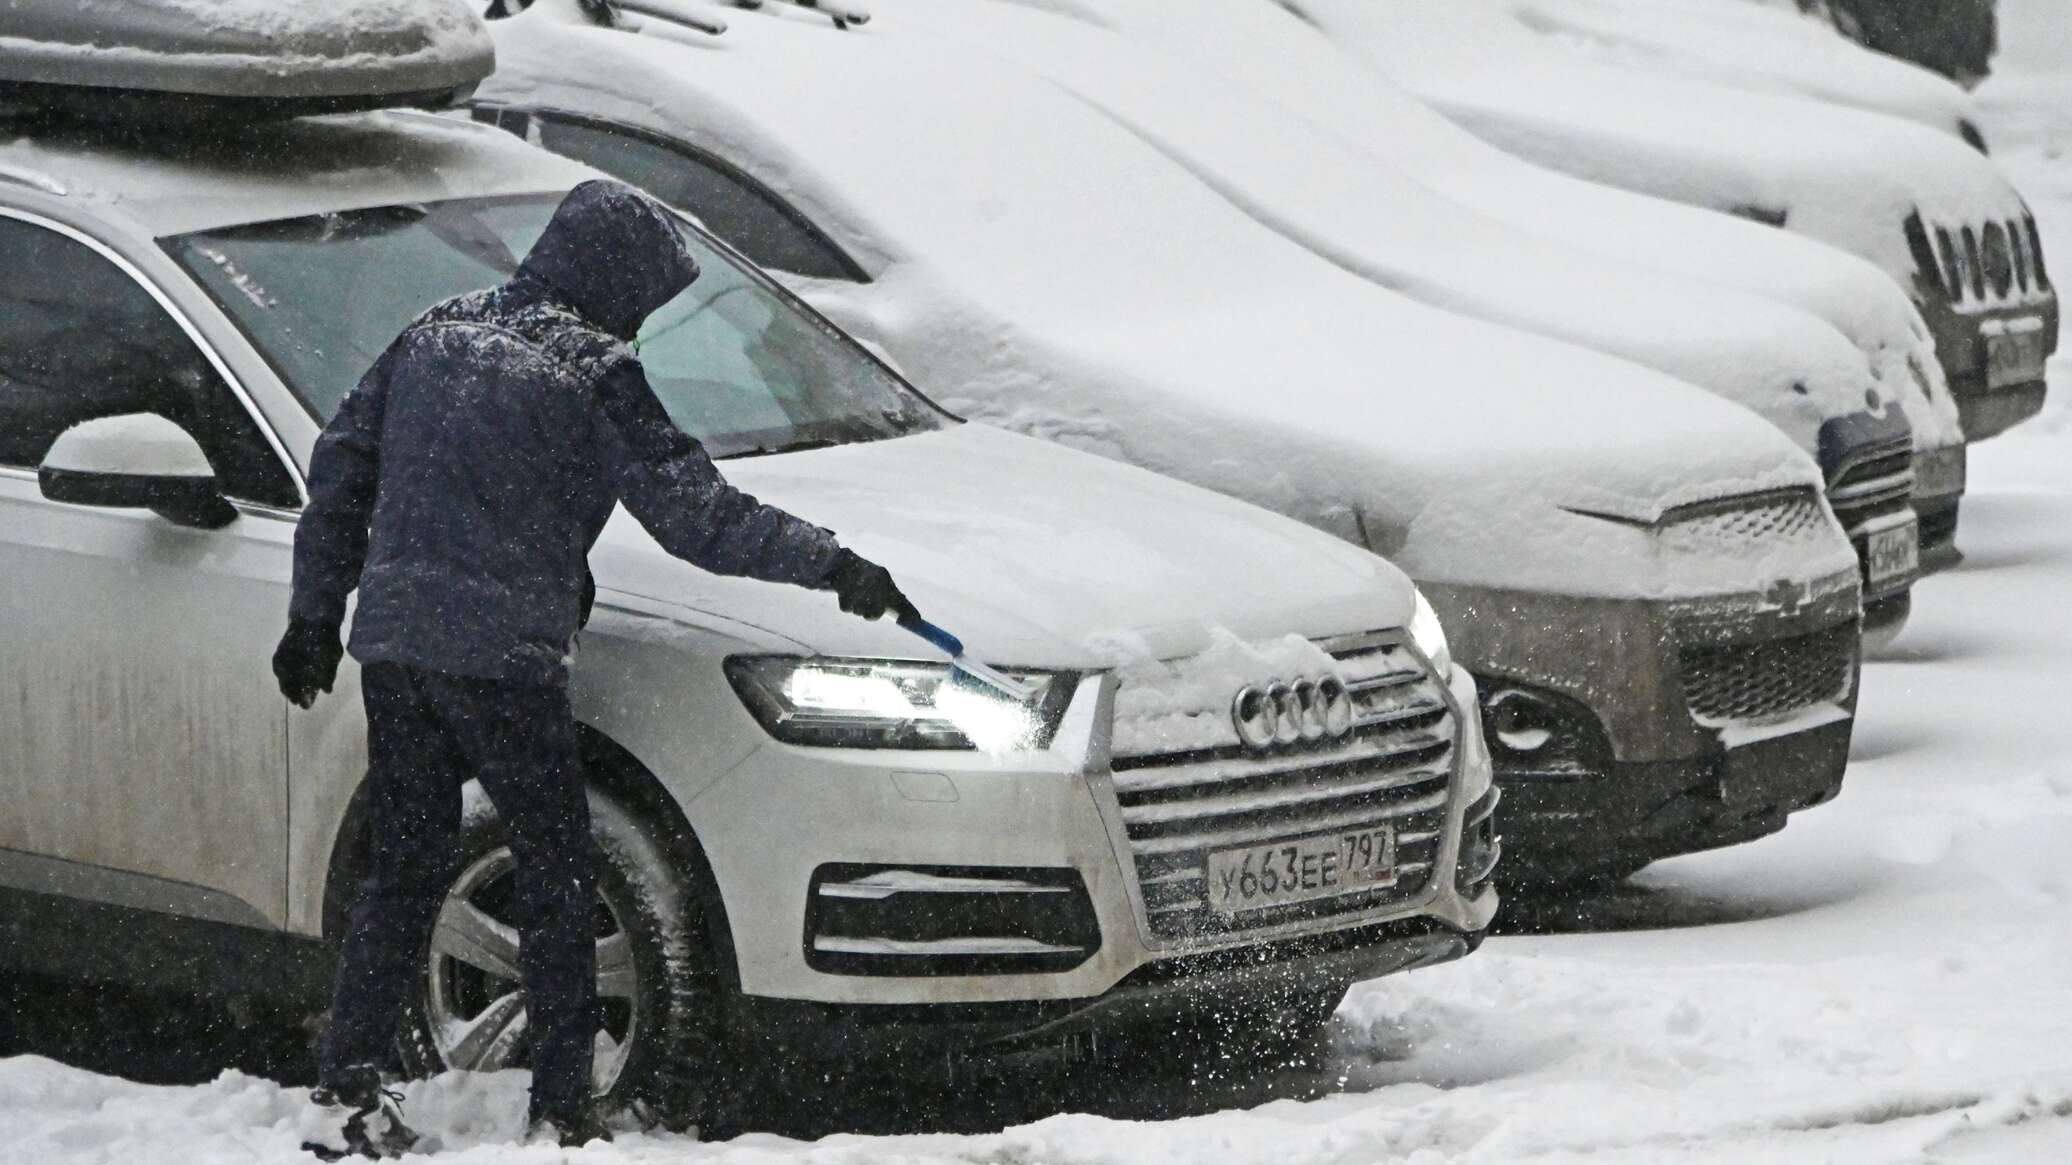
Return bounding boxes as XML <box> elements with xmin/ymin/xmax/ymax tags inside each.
<box><xmin>0</xmin><ymin>111</ymin><xmax>593</xmax><ymax>236</ymax></box>
<box><xmin>484</xmin><ymin>2</ymin><xmax>1849</xmax><ymax>599</ymax></box>
<box><xmin>896</xmin><ymin>0</ymin><xmax>1885</xmax><ymax>459</ymax></box>
<box><xmin>0</xmin><ymin>0</ymin><xmax>493</xmax><ymax>101</ymax></box>
<box><xmin>976</xmin><ymin>0</ymin><xmax>1960</xmax><ymax>452</ymax></box>
<box><xmin>1502</xmin><ymin>0</ymin><xmax>1977</xmax><ymax>142</ymax></box>
<box><xmin>1296</xmin><ymin>0</ymin><xmax>2031</xmax><ymax>289</ymax></box>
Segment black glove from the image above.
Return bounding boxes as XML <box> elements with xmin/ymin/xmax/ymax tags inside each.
<box><xmin>273</xmin><ymin>618</ymin><xmax>343</xmax><ymax>709</ymax></box>
<box><xmin>824</xmin><ymin>548</ymin><xmax>917</xmax><ymax>622</ymax></box>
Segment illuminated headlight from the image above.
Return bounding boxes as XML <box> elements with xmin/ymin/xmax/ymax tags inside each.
<box><xmin>725</xmin><ymin>657</ymin><xmax>1075</xmax><ymax>751</ymax></box>
<box><xmin>1409</xmin><ymin>589</ymin><xmax>1453</xmax><ymax>679</ymax></box>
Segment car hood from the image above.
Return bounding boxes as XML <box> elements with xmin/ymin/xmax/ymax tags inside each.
<box><xmin>587</xmin><ymin>423</ymin><xmax>1413</xmax><ymax>668</ymax></box>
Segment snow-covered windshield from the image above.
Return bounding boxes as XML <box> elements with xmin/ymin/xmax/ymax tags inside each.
<box><xmin>167</xmin><ymin>192</ymin><xmax>945</xmax><ymax>459</ymax></box>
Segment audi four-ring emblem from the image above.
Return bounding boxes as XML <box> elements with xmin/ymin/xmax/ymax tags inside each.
<box><xmin>1231</xmin><ymin>676</ymin><xmax>1356</xmax><ymax>751</ymax></box>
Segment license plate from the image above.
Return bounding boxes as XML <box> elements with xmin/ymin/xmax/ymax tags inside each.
<box><xmin>1867</xmin><ymin>522</ymin><xmax>1919</xmax><ymax>590</ymax></box>
<box><xmin>1206</xmin><ymin>825</ymin><xmax>1396</xmax><ymax>915</ymax></box>
<box><xmin>1986</xmin><ymin>327</ymin><xmax>2047</xmax><ymax>389</ymax></box>
<box><xmin>1913</xmin><ymin>446</ymin><xmax>1967</xmax><ymax>499</ymax></box>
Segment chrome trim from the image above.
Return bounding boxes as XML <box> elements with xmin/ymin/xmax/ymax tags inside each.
<box><xmin>1119</xmin><ymin>763</ymin><xmax>1451</xmax><ymax>828</ymax></box>
<box><xmin>0</xmin><ymin>206</ymin><xmax>307</xmax><ymax>504</ymax></box>
<box><xmin>1127</xmin><ymin>788</ymin><xmax>1451</xmax><ymax>857</ymax></box>
<box><xmin>811</xmin><ymin>935</ymin><xmax>1083</xmax><ymax>957</ymax></box>
<box><xmin>816</xmin><ymin>870</ymin><xmax>1071</xmax><ymax>899</ymax></box>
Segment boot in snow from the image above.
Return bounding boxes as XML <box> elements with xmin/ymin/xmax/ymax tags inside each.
<box><xmin>302</xmin><ymin>1065</ymin><xmax>421</xmax><ymax>1161</ymax></box>
<box><xmin>527</xmin><ymin>1102</ymin><xmax>615</xmax><ymax>1148</ymax></box>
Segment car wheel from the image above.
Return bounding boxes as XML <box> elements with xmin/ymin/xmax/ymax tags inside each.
<box><xmin>395</xmin><ymin>785</ymin><xmax>726</xmax><ymax>1126</ymax></box>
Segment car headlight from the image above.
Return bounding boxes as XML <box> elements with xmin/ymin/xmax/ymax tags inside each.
<box><xmin>1409</xmin><ymin>589</ymin><xmax>1452</xmax><ymax>679</ymax></box>
<box><xmin>725</xmin><ymin>657</ymin><xmax>1076</xmax><ymax>751</ymax></box>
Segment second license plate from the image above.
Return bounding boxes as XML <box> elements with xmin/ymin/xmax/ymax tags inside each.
<box><xmin>1206</xmin><ymin>825</ymin><xmax>1396</xmax><ymax>915</ymax></box>
<box><xmin>1867</xmin><ymin>521</ymin><xmax>1920</xmax><ymax>591</ymax></box>
<box><xmin>1987</xmin><ymin>327</ymin><xmax>2047</xmax><ymax>389</ymax></box>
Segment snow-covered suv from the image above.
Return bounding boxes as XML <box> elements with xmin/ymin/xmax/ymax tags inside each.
<box><xmin>0</xmin><ymin>108</ymin><xmax>1496</xmax><ymax>1111</ymax></box>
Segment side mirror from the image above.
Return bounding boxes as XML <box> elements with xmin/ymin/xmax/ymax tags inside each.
<box><xmin>38</xmin><ymin>413</ymin><xmax>238</xmax><ymax>530</ymax></box>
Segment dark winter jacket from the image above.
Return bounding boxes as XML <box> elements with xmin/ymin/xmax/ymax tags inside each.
<box><xmin>289</xmin><ymin>179</ymin><xmax>845</xmax><ymax>685</ymax></box>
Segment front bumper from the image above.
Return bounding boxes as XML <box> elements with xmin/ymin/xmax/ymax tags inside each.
<box><xmin>684</xmin><ymin>664</ymin><xmax>1497</xmax><ymax>1014</ymax></box>
<box><xmin>731</xmin><ymin>916</ymin><xmax>1481</xmax><ymax>1063</ymax></box>
<box><xmin>1913</xmin><ymin>444</ymin><xmax>1966</xmax><ymax>574</ymax></box>
<box><xmin>1427</xmin><ymin>570</ymin><xmax>1860</xmax><ymax>881</ymax></box>
<box><xmin>1495</xmin><ymin>709</ymin><xmax>1852</xmax><ymax>883</ymax></box>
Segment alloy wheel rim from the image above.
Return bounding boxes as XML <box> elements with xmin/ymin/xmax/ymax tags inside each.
<box><xmin>425</xmin><ymin>847</ymin><xmax>640</xmax><ymax>1093</ymax></box>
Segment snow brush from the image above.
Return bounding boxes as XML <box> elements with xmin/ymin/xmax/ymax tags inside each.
<box><xmin>899</xmin><ymin>614</ymin><xmax>1040</xmax><ymax>701</ymax></box>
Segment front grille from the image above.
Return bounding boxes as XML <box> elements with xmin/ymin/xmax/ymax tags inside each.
<box><xmin>1824</xmin><ymin>428</ymin><xmax>1916</xmax><ymax>600</ymax></box>
<box><xmin>1921</xmin><ymin>212</ymin><xmax>2052</xmax><ymax>305</ymax></box>
<box><xmin>1107</xmin><ymin>636</ymin><xmax>1456</xmax><ymax>943</ymax></box>
<box><xmin>1660</xmin><ymin>489</ymin><xmax>1831</xmax><ymax>554</ymax></box>
<box><xmin>1678</xmin><ymin>623</ymin><xmax>1856</xmax><ymax>726</ymax></box>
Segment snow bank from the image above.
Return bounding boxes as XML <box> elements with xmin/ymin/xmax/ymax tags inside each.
<box><xmin>1504</xmin><ymin>0</ymin><xmax>1977</xmax><ymax>140</ymax></box>
<box><xmin>910</xmin><ymin>0</ymin><xmax>1882</xmax><ymax>458</ymax></box>
<box><xmin>487</xmin><ymin>2</ymin><xmax>1849</xmax><ymax>604</ymax></box>
<box><xmin>995</xmin><ymin>0</ymin><xmax>1958</xmax><ymax>452</ymax></box>
<box><xmin>1298</xmin><ymin>0</ymin><xmax>2037</xmax><ymax>302</ymax></box>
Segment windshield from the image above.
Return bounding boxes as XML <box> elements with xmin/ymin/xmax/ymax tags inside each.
<box><xmin>167</xmin><ymin>193</ymin><xmax>945</xmax><ymax>458</ymax></box>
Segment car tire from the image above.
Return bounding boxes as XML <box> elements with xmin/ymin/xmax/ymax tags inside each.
<box><xmin>394</xmin><ymin>784</ymin><xmax>727</xmax><ymax>1128</ymax></box>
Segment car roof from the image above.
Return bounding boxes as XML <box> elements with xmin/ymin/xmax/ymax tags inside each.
<box><xmin>0</xmin><ymin>110</ymin><xmax>596</xmax><ymax>237</ymax></box>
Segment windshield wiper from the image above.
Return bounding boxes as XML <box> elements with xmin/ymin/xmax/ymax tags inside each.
<box><xmin>726</xmin><ymin>436</ymin><xmax>841</xmax><ymax>459</ymax></box>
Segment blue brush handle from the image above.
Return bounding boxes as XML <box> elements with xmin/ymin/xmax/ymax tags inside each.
<box><xmin>898</xmin><ymin>614</ymin><xmax>964</xmax><ymax>658</ymax></box>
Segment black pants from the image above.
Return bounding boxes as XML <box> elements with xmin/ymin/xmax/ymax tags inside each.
<box><xmin>319</xmin><ymin>661</ymin><xmax>598</xmax><ymax>1120</ymax></box>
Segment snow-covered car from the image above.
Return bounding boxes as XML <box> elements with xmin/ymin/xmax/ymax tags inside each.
<box><xmin>476</xmin><ymin>0</ymin><xmax>1868</xmax><ymax>886</ymax></box>
<box><xmin>1501</xmin><ymin>0</ymin><xmax>1987</xmax><ymax>148</ymax></box>
<box><xmin>1298</xmin><ymin>0</ymin><xmax>2058</xmax><ymax>445</ymax></box>
<box><xmin>0</xmin><ymin>103</ymin><xmax>1503</xmax><ymax>1109</ymax></box>
<box><xmin>986</xmin><ymin>0</ymin><xmax>1968</xmax><ymax>578</ymax></box>
<box><xmin>903</xmin><ymin>0</ymin><xmax>1925</xmax><ymax>637</ymax></box>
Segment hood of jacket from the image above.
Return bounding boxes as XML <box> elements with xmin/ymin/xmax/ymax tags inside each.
<box><xmin>516</xmin><ymin>178</ymin><xmax>700</xmax><ymax>339</ymax></box>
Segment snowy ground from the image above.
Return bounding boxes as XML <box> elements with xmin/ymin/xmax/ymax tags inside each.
<box><xmin>12</xmin><ymin>41</ymin><xmax>2072</xmax><ymax>1165</ymax></box>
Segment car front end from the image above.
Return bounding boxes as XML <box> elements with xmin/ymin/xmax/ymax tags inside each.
<box><xmin>667</xmin><ymin>605</ymin><xmax>1496</xmax><ymax>1059</ymax></box>
<box><xmin>1426</xmin><ymin>489</ymin><xmax>1862</xmax><ymax>883</ymax></box>
<box><xmin>1903</xmin><ymin>209</ymin><xmax>2059</xmax><ymax>442</ymax></box>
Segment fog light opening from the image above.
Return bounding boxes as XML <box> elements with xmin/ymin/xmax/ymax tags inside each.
<box><xmin>1487</xmin><ymin>688</ymin><xmax>1556</xmax><ymax>753</ymax></box>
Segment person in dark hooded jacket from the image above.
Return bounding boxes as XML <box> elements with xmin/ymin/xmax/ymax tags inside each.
<box><xmin>274</xmin><ymin>179</ymin><xmax>913</xmax><ymax>1151</ymax></box>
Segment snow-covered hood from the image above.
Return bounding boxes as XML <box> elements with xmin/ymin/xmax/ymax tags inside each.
<box><xmin>487</xmin><ymin>2</ymin><xmax>1847</xmax><ymax>603</ymax></box>
<box><xmin>907</xmin><ymin>0</ymin><xmax>1875</xmax><ymax>457</ymax></box>
<box><xmin>587</xmin><ymin>423</ymin><xmax>1411</xmax><ymax>668</ymax></box>
<box><xmin>1501</xmin><ymin>0</ymin><xmax>1979</xmax><ymax>142</ymax></box>
<box><xmin>980</xmin><ymin>0</ymin><xmax>1961</xmax><ymax>453</ymax></box>
<box><xmin>1297</xmin><ymin>0</ymin><xmax>2038</xmax><ymax>301</ymax></box>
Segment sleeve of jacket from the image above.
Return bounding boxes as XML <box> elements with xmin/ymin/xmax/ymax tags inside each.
<box><xmin>288</xmin><ymin>338</ymin><xmax>400</xmax><ymax>630</ymax></box>
<box><xmin>591</xmin><ymin>354</ymin><xmax>844</xmax><ymax>587</ymax></box>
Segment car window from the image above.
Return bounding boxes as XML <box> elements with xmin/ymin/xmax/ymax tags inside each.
<box><xmin>0</xmin><ymin>215</ymin><xmax>299</xmax><ymax>507</ymax></box>
<box><xmin>168</xmin><ymin>193</ymin><xmax>944</xmax><ymax>460</ymax></box>
<box><xmin>527</xmin><ymin>113</ymin><xmax>866</xmax><ymax>283</ymax></box>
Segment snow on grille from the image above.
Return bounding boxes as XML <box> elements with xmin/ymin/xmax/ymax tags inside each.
<box><xmin>1106</xmin><ymin>635</ymin><xmax>1455</xmax><ymax>944</ymax></box>
<box><xmin>1660</xmin><ymin>489</ymin><xmax>1831</xmax><ymax>553</ymax></box>
<box><xmin>1678</xmin><ymin>623</ymin><xmax>1856</xmax><ymax>726</ymax></box>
